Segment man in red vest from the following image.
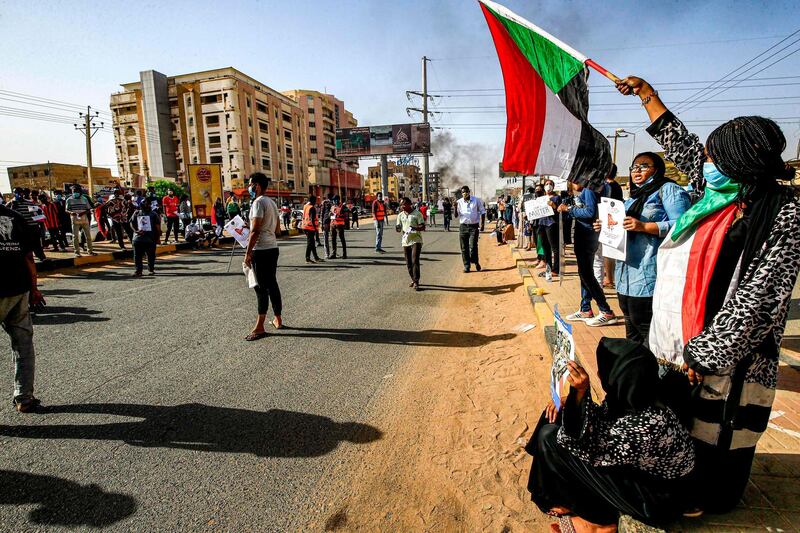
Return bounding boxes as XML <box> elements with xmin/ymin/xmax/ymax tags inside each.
<box><xmin>301</xmin><ymin>195</ymin><xmax>322</xmax><ymax>263</ymax></box>
<box><xmin>372</xmin><ymin>192</ymin><xmax>387</xmax><ymax>254</ymax></box>
<box><xmin>329</xmin><ymin>195</ymin><xmax>349</xmax><ymax>259</ymax></box>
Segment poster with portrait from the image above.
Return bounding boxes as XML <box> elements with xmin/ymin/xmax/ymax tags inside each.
<box><xmin>550</xmin><ymin>305</ymin><xmax>576</xmax><ymax>409</ymax></box>
<box><xmin>599</xmin><ymin>197</ymin><xmax>626</xmax><ymax>261</ymax></box>
<box><xmin>224</xmin><ymin>215</ymin><xmax>250</xmax><ymax>248</ymax></box>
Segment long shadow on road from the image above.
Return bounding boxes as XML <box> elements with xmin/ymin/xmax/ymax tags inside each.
<box><xmin>0</xmin><ymin>470</ymin><xmax>136</xmax><ymax>528</ymax></box>
<box><xmin>278</xmin><ymin>327</ymin><xmax>515</xmax><ymax>347</ymax></box>
<box><xmin>31</xmin><ymin>306</ymin><xmax>109</xmax><ymax>325</ymax></box>
<box><xmin>421</xmin><ymin>282</ymin><xmax>522</xmax><ymax>296</ymax></box>
<box><xmin>0</xmin><ymin>406</ymin><xmax>381</xmax><ymax>458</ymax></box>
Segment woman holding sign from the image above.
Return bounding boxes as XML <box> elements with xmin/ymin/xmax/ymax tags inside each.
<box><xmin>594</xmin><ymin>152</ymin><xmax>690</xmax><ymax>344</ymax></box>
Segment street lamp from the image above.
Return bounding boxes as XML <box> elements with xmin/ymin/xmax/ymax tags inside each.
<box><xmin>606</xmin><ymin>128</ymin><xmax>636</xmax><ymax>168</ymax></box>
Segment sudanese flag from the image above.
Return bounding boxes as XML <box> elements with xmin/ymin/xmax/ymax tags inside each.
<box><xmin>479</xmin><ymin>0</ymin><xmax>612</xmax><ymax>191</ymax></box>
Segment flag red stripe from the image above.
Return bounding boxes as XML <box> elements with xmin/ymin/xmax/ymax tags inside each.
<box><xmin>681</xmin><ymin>204</ymin><xmax>739</xmax><ymax>344</ymax></box>
<box><xmin>480</xmin><ymin>3</ymin><xmax>545</xmax><ymax>175</ymax></box>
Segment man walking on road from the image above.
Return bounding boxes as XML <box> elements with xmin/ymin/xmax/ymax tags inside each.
<box><xmin>396</xmin><ymin>197</ymin><xmax>425</xmax><ymax>291</ymax></box>
<box><xmin>0</xmin><ymin>202</ymin><xmax>44</xmax><ymax>412</ymax></box>
<box><xmin>320</xmin><ymin>194</ymin><xmax>333</xmax><ymax>258</ymax></box>
<box><xmin>329</xmin><ymin>195</ymin><xmax>348</xmax><ymax>259</ymax></box>
<box><xmin>65</xmin><ymin>185</ymin><xmax>96</xmax><ymax>257</ymax></box>
<box><xmin>162</xmin><ymin>188</ymin><xmax>180</xmax><ymax>244</ymax></box>
<box><xmin>302</xmin><ymin>195</ymin><xmax>323</xmax><ymax>264</ymax></box>
<box><xmin>372</xmin><ymin>192</ymin><xmax>387</xmax><ymax>253</ymax></box>
<box><xmin>456</xmin><ymin>185</ymin><xmax>485</xmax><ymax>273</ymax></box>
<box><xmin>243</xmin><ymin>172</ymin><xmax>283</xmax><ymax>341</ymax></box>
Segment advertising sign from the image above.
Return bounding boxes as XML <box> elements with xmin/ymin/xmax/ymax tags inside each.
<box><xmin>188</xmin><ymin>164</ymin><xmax>223</xmax><ymax>219</ymax></box>
<box><xmin>336</xmin><ymin>123</ymin><xmax>430</xmax><ymax>157</ymax></box>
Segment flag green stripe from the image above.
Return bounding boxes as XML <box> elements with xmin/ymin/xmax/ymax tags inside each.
<box><xmin>485</xmin><ymin>5</ymin><xmax>585</xmax><ymax>94</ymax></box>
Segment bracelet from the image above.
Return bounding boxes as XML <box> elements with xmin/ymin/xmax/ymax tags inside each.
<box><xmin>641</xmin><ymin>90</ymin><xmax>658</xmax><ymax>106</ymax></box>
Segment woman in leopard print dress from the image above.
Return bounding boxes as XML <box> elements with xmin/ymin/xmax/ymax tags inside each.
<box><xmin>617</xmin><ymin>76</ymin><xmax>800</xmax><ymax>513</ymax></box>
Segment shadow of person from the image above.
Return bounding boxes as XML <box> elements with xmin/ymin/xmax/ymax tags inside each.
<box><xmin>31</xmin><ymin>306</ymin><xmax>109</xmax><ymax>325</ymax></box>
<box><xmin>0</xmin><ymin>405</ymin><xmax>382</xmax><ymax>458</ymax></box>
<box><xmin>279</xmin><ymin>327</ymin><xmax>516</xmax><ymax>347</ymax></box>
<box><xmin>0</xmin><ymin>470</ymin><xmax>136</xmax><ymax>527</ymax></box>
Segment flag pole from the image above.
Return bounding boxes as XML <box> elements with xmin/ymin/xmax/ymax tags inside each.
<box><xmin>585</xmin><ymin>59</ymin><xmax>620</xmax><ymax>84</ymax></box>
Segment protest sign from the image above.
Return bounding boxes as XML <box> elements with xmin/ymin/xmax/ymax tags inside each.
<box><xmin>524</xmin><ymin>196</ymin><xmax>554</xmax><ymax>221</ymax></box>
<box><xmin>137</xmin><ymin>215</ymin><xmax>152</xmax><ymax>232</ymax></box>
<box><xmin>599</xmin><ymin>197</ymin><xmax>626</xmax><ymax>261</ymax></box>
<box><xmin>550</xmin><ymin>305</ymin><xmax>576</xmax><ymax>409</ymax></box>
<box><xmin>224</xmin><ymin>215</ymin><xmax>250</xmax><ymax>248</ymax></box>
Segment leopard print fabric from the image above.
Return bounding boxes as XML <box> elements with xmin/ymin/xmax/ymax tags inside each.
<box><xmin>646</xmin><ymin>111</ymin><xmax>706</xmax><ymax>191</ymax></box>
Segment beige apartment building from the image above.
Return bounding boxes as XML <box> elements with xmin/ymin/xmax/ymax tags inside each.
<box><xmin>364</xmin><ymin>161</ymin><xmax>421</xmax><ymax>201</ymax></box>
<box><xmin>283</xmin><ymin>89</ymin><xmax>362</xmax><ymax>201</ymax></box>
<box><xmin>6</xmin><ymin>163</ymin><xmax>114</xmax><ymax>192</ymax></box>
<box><xmin>110</xmin><ymin>67</ymin><xmax>308</xmax><ymax>198</ymax></box>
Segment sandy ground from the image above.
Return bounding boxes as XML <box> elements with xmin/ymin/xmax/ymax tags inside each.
<box><xmin>309</xmin><ymin>234</ymin><xmax>553</xmax><ymax>532</ymax></box>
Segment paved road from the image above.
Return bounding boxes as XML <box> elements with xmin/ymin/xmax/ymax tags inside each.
<box><xmin>0</xmin><ymin>221</ymin><xmax>470</xmax><ymax>531</ymax></box>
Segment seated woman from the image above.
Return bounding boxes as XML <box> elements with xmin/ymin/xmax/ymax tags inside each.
<box><xmin>527</xmin><ymin>338</ymin><xmax>695</xmax><ymax>532</ymax></box>
<box><xmin>617</xmin><ymin>76</ymin><xmax>800</xmax><ymax>513</ymax></box>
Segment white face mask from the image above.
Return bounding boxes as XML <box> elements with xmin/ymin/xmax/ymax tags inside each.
<box><xmin>544</xmin><ymin>185</ymin><xmax>553</xmax><ymax>193</ymax></box>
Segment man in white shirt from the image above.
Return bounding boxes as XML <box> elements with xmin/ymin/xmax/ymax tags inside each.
<box><xmin>455</xmin><ymin>185</ymin><xmax>486</xmax><ymax>273</ymax></box>
<box><xmin>243</xmin><ymin>172</ymin><xmax>283</xmax><ymax>341</ymax></box>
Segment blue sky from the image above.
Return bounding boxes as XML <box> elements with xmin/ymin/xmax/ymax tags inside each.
<box><xmin>1</xmin><ymin>0</ymin><xmax>798</xmax><ymax>195</ymax></box>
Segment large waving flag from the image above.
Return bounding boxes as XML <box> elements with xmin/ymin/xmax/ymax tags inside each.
<box><xmin>479</xmin><ymin>0</ymin><xmax>612</xmax><ymax>190</ymax></box>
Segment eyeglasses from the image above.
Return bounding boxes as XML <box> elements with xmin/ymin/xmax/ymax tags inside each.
<box><xmin>629</xmin><ymin>164</ymin><xmax>653</xmax><ymax>172</ymax></box>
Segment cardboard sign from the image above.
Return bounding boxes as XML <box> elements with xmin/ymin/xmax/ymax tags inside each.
<box><xmin>524</xmin><ymin>196</ymin><xmax>554</xmax><ymax>221</ymax></box>
<box><xmin>224</xmin><ymin>215</ymin><xmax>250</xmax><ymax>248</ymax></box>
<box><xmin>550</xmin><ymin>305</ymin><xmax>576</xmax><ymax>409</ymax></box>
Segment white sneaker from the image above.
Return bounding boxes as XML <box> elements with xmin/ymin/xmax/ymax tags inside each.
<box><xmin>565</xmin><ymin>311</ymin><xmax>594</xmax><ymax>322</ymax></box>
<box><xmin>586</xmin><ymin>313</ymin><xmax>620</xmax><ymax>327</ymax></box>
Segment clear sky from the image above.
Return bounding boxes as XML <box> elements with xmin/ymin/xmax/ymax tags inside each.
<box><xmin>2</xmin><ymin>0</ymin><xmax>799</xmax><ymax>196</ymax></box>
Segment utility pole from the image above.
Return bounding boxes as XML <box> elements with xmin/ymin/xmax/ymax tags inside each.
<box><xmin>422</xmin><ymin>56</ymin><xmax>430</xmax><ymax>204</ymax></box>
<box><xmin>472</xmin><ymin>165</ymin><xmax>477</xmax><ymax>194</ymax></box>
<box><xmin>380</xmin><ymin>155</ymin><xmax>389</xmax><ymax>200</ymax></box>
<box><xmin>47</xmin><ymin>160</ymin><xmax>53</xmax><ymax>198</ymax></box>
<box><xmin>74</xmin><ymin>106</ymin><xmax>103</xmax><ymax>196</ymax></box>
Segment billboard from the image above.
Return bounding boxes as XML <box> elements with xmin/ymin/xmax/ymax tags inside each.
<box><xmin>336</xmin><ymin>123</ymin><xmax>430</xmax><ymax>157</ymax></box>
<box><xmin>188</xmin><ymin>164</ymin><xmax>223</xmax><ymax>218</ymax></box>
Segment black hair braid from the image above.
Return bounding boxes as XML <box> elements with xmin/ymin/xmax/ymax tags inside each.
<box><xmin>707</xmin><ymin>116</ymin><xmax>791</xmax><ymax>187</ymax></box>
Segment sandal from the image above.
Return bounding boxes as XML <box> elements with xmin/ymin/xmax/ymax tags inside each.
<box><xmin>271</xmin><ymin>319</ymin><xmax>284</xmax><ymax>330</ymax></box>
<box><xmin>245</xmin><ymin>331</ymin><xmax>268</xmax><ymax>341</ymax></box>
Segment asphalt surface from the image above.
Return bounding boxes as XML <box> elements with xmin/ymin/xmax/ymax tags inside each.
<box><xmin>0</xmin><ymin>221</ymin><xmax>471</xmax><ymax>531</ymax></box>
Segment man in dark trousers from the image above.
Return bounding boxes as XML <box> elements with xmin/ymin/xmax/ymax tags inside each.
<box><xmin>329</xmin><ymin>195</ymin><xmax>349</xmax><ymax>259</ymax></box>
<box><xmin>455</xmin><ymin>185</ymin><xmax>486</xmax><ymax>273</ymax></box>
<box><xmin>320</xmin><ymin>194</ymin><xmax>334</xmax><ymax>259</ymax></box>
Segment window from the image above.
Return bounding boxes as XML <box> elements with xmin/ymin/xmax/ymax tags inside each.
<box><xmin>246</xmin><ymin>96</ymin><xmax>251</xmax><ymax>108</ymax></box>
<box><xmin>261</xmin><ymin>158</ymin><xmax>271</xmax><ymax>169</ymax></box>
<box><xmin>205</xmin><ymin>115</ymin><xmax>220</xmax><ymax>127</ymax></box>
<box><xmin>307</xmin><ymin>107</ymin><xmax>315</xmax><ymax>114</ymax></box>
<box><xmin>251</xmin><ymin>156</ymin><xmax>256</xmax><ymax>165</ymax></box>
<box><xmin>309</xmin><ymin>121</ymin><xmax>316</xmax><ymax>128</ymax></box>
<box><xmin>256</xmin><ymin>102</ymin><xmax>268</xmax><ymax>113</ymax></box>
<box><xmin>191</xmin><ymin>137</ymin><xmax>196</xmax><ymax>147</ymax></box>
<box><xmin>192</xmin><ymin>156</ymin><xmax>198</xmax><ymax>163</ymax></box>
<box><xmin>210</xmin><ymin>155</ymin><xmax>223</xmax><ymax>164</ymax></box>
<box><xmin>284</xmin><ymin>131</ymin><xmax>292</xmax><ymax>141</ymax></box>
<box><xmin>287</xmin><ymin>162</ymin><xmax>294</xmax><ymax>174</ymax></box>
<box><xmin>188</xmin><ymin>117</ymin><xmax>194</xmax><ymax>127</ymax></box>
<box><xmin>208</xmin><ymin>135</ymin><xmax>221</xmax><ymax>148</ymax></box>
<box><xmin>249</xmin><ymin>136</ymin><xmax>254</xmax><ymax>146</ymax></box>
<box><xmin>201</xmin><ymin>94</ymin><xmax>222</xmax><ymax>105</ymax></box>
<box><xmin>306</xmin><ymin>95</ymin><xmax>314</xmax><ymax>103</ymax></box>
<box><xmin>186</xmin><ymin>96</ymin><xmax>192</xmax><ymax>106</ymax></box>
<box><xmin>285</xmin><ymin>146</ymin><xmax>293</xmax><ymax>158</ymax></box>
<box><xmin>248</xmin><ymin>117</ymin><xmax>252</xmax><ymax>128</ymax></box>
<box><xmin>282</xmin><ymin>112</ymin><xmax>292</xmax><ymax>122</ymax></box>
<box><xmin>258</xmin><ymin>121</ymin><xmax>268</xmax><ymax>133</ymax></box>
<box><xmin>260</xmin><ymin>139</ymin><xmax>269</xmax><ymax>151</ymax></box>
<box><xmin>310</xmin><ymin>135</ymin><xmax>316</xmax><ymax>141</ymax></box>
<box><xmin>310</xmin><ymin>148</ymin><xmax>317</xmax><ymax>154</ymax></box>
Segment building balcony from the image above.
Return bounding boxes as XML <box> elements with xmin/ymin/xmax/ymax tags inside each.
<box><xmin>115</xmin><ymin>113</ymin><xmax>138</xmax><ymax>124</ymax></box>
<box><xmin>202</xmin><ymin>102</ymin><xmax>224</xmax><ymax>113</ymax></box>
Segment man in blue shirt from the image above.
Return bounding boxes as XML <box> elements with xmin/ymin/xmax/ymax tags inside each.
<box><xmin>558</xmin><ymin>182</ymin><xmax>619</xmax><ymax>327</ymax></box>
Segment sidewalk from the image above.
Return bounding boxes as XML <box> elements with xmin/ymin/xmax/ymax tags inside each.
<box><xmin>510</xmin><ymin>237</ymin><xmax>800</xmax><ymax>532</ymax></box>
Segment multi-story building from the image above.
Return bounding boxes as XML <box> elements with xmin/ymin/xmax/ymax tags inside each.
<box><xmin>282</xmin><ymin>89</ymin><xmax>361</xmax><ymax>202</ymax></box>
<box><xmin>364</xmin><ymin>161</ymin><xmax>421</xmax><ymax>201</ymax></box>
<box><xmin>6</xmin><ymin>163</ymin><xmax>114</xmax><ymax>193</ymax></box>
<box><xmin>110</xmin><ymin>68</ymin><xmax>309</xmax><ymax>200</ymax></box>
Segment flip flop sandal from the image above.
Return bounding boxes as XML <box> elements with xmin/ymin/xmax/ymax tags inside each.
<box><xmin>245</xmin><ymin>331</ymin><xmax>268</xmax><ymax>341</ymax></box>
<box><xmin>271</xmin><ymin>320</ymin><xmax>284</xmax><ymax>330</ymax></box>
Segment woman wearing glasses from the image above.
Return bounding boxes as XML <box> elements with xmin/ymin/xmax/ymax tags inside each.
<box><xmin>594</xmin><ymin>153</ymin><xmax>690</xmax><ymax>344</ymax></box>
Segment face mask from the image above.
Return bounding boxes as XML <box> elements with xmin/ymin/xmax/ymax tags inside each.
<box><xmin>249</xmin><ymin>186</ymin><xmax>257</xmax><ymax>199</ymax></box>
<box><xmin>703</xmin><ymin>162</ymin><xmax>731</xmax><ymax>189</ymax></box>
<box><xmin>73</xmin><ymin>192</ymin><xmax>81</xmax><ymax>199</ymax></box>
<box><xmin>55</xmin><ymin>195</ymin><xmax>62</xmax><ymax>201</ymax></box>
<box><xmin>544</xmin><ymin>185</ymin><xmax>553</xmax><ymax>193</ymax></box>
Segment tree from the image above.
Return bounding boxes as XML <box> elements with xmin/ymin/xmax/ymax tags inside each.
<box><xmin>149</xmin><ymin>179</ymin><xmax>188</xmax><ymax>200</ymax></box>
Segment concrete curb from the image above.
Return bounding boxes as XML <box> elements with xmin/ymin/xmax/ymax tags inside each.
<box><xmin>37</xmin><ymin>228</ymin><xmax>302</xmax><ymax>273</ymax></box>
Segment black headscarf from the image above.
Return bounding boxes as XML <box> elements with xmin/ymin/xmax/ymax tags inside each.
<box><xmin>626</xmin><ymin>152</ymin><xmax>673</xmax><ymax>220</ymax></box>
<box><xmin>707</xmin><ymin>116</ymin><xmax>795</xmax><ymax>284</ymax></box>
<box><xmin>596</xmin><ymin>338</ymin><xmax>659</xmax><ymax>419</ymax></box>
